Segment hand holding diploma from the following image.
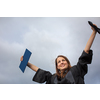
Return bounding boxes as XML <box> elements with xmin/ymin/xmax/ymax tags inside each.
<box><xmin>20</xmin><ymin>56</ymin><xmax>23</xmax><ymax>61</ymax></box>
<box><xmin>19</xmin><ymin>49</ymin><xmax>39</xmax><ymax>73</ymax></box>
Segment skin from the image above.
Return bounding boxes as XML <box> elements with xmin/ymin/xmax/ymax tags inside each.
<box><xmin>20</xmin><ymin>56</ymin><xmax>39</xmax><ymax>72</ymax></box>
<box><xmin>57</xmin><ymin>57</ymin><xmax>68</xmax><ymax>71</ymax></box>
<box><xmin>20</xmin><ymin>24</ymin><xmax>97</xmax><ymax>72</ymax></box>
<box><xmin>84</xmin><ymin>24</ymin><xmax>97</xmax><ymax>54</ymax></box>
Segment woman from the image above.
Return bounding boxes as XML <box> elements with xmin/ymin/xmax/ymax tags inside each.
<box><xmin>20</xmin><ymin>23</ymin><xmax>98</xmax><ymax>84</ymax></box>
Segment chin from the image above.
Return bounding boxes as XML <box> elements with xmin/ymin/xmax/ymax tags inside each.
<box><xmin>61</xmin><ymin>67</ymin><xmax>68</xmax><ymax>71</ymax></box>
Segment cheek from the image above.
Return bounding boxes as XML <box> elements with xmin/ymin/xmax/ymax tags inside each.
<box><xmin>57</xmin><ymin>64</ymin><xmax>59</xmax><ymax>68</ymax></box>
<box><xmin>65</xmin><ymin>62</ymin><xmax>68</xmax><ymax>66</ymax></box>
<box><xmin>57</xmin><ymin>63</ymin><xmax>60</xmax><ymax>69</ymax></box>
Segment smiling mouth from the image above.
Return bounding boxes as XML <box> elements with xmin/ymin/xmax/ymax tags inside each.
<box><xmin>61</xmin><ymin>65</ymin><xmax>65</xmax><ymax>67</ymax></box>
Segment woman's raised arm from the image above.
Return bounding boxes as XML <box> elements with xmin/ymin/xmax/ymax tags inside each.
<box><xmin>20</xmin><ymin>56</ymin><xmax>39</xmax><ymax>72</ymax></box>
<box><xmin>84</xmin><ymin>24</ymin><xmax>97</xmax><ymax>54</ymax></box>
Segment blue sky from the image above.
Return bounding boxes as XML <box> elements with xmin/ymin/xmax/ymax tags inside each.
<box><xmin>0</xmin><ymin>17</ymin><xmax>100</xmax><ymax>84</ymax></box>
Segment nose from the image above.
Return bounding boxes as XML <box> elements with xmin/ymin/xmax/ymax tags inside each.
<box><xmin>60</xmin><ymin>60</ymin><xmax>63</xmax><ymax>64</ymax></box>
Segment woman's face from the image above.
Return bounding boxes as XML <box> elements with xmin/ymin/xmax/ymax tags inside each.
<box><xmin>57</xmin><ymin>57</ymin><xmax>68</xmax><ymax>71</ymax></box>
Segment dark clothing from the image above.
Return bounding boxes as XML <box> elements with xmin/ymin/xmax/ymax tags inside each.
<box><xmin>33</xmin><ymin>50</ymin><xmax>93</xmax><ymax>84</ymax></box>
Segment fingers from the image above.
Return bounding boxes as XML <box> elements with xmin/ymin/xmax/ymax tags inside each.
<box><xmin>20</xmin><ymin>56</ymin><xmax>23</xmax><ymax>61</ymax></box>
<box><xmin>93</xmin><ymin>24</ymin><xmax>97</xmax><ymax>27</ymax></box>
<box><xmin>91</xmin><ymin>24</ymin><xmax>97</xmax><ymax>32</ymax></box>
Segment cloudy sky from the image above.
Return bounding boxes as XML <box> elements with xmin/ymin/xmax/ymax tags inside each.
<box><xmin>0</xmin><ymin>17</ymin><xmax>100</xmax><ymax>84</ymax></box>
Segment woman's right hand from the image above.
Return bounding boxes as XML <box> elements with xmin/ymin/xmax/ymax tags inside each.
<box><xmin>20</xmin><ymin>56</ymin><xmax>23</xmax><ymax>61</ymax></box>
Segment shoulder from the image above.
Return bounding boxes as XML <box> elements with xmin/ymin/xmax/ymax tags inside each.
<box><xmin>70</xmin><ymin>65</ymin><xmax>78</xmax><ymax>73</ymax></box>
<box><xmin>70</xmin><ymin>65</ymin><xmax>81</xmax><ymax>76</ymax></box>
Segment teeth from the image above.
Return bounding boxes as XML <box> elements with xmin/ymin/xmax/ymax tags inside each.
<box><xmin>61</xmin><ymin>65</ymin><xmax>65</xmax><ymax>67</ymax></box>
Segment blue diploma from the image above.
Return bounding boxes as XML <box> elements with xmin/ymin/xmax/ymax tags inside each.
<box><xmin>19</xmin><ymin>49</ymin><xmax>32</xmax><ymax>73</ymax></box>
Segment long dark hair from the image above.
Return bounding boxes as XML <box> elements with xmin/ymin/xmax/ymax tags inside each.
<box><xmin>55</xmin><ymin>55</ymin><xmax>72</xmax><ymax>78</ymax></box>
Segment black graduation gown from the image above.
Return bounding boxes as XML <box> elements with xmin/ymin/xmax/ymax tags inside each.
<box><xmin>33</xmin><ymin>50</ymin><xmax>93</xmax><ymax>84</ymax></box>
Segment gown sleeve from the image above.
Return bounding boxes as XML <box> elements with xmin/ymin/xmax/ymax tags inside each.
<box><xmin>76</xmin><ymin>50</ymin><xmax>93</xmax><ymax>77</ymax></box>
<box><xmin>32</xmin><ymin>68</ymin><xmax>52</xmax><ymax>83</ymax></box>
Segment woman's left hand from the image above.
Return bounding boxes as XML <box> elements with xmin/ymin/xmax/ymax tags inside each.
<box><xmin>91</xmin><ymin>24</ymin><xmax>97</xmax><ymax>33</ymax></box>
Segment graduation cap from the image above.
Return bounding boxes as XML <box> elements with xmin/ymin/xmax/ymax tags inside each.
<box><xmin>88</xmin><ymin>21</ymin><xmax>100</xmax><ymax>34</ymax></box>
<box><xmin>19</xmin><ymin>49</ymin><xmax>32</xmax><ymax>73</ymax></box>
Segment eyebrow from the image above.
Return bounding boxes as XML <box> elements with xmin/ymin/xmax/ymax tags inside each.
<box><xmin>57</xmin><ymin>58</ymin><xmax>65</xmax><ymax>63</ymax></box>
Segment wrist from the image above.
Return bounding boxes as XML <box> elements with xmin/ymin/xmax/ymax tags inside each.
<box><xmin>93</xmin><ymin>30</ymin><xmax>97</xmax><ymax>34</ymax></box>
<box><xmin>27</xmin><ymin>62</ymin><xmax>30</xmax><ymax>67</ymax></box>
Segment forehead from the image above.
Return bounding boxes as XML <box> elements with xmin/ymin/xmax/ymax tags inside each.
<box><xmin>57</xmin><ymin>57</ymin><xmax>66</xmax><ymax>61</ymax></box>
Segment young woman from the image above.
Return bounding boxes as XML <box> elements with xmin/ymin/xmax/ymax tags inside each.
<box><xmin>20</xmin><ymin>23</ymin><xmax>98</xmax><ymax>84</ymax></box>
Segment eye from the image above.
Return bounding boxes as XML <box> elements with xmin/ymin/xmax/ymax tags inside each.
<box><xmin>57</xmin><ymin>61</ymin><xmax>60</xmax><ymax>64</ymax></box>
<box><xmin>62</xmin><ymin>59</ymin><xmax>65</xmax><ymax>61</ymax></box>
